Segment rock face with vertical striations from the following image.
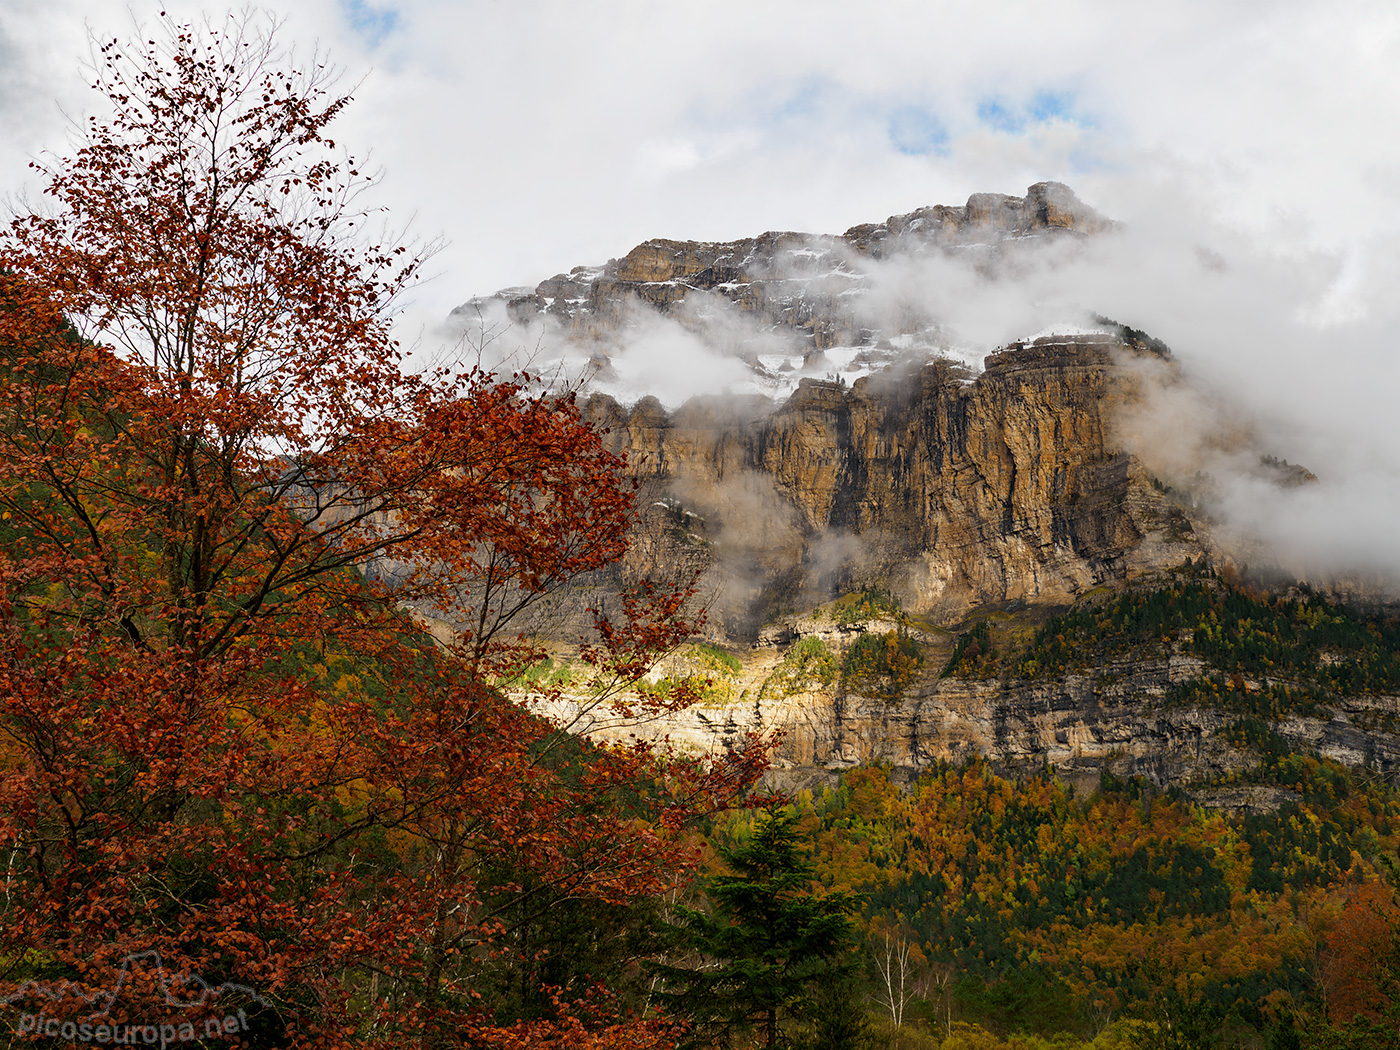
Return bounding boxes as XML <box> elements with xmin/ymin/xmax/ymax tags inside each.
<box><xmin>441</xmin><ymin>184</ymin><xmax>1400</xmax><ymax>797</ymax></box>
<box><xmin>581</xmin><ymin>332</ymin><xmax>1201</xmax><ymax>636</ymax></box>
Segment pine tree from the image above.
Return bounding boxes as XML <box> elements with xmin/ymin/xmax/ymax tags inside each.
<box><xmin>790</xmin><ymin>973</ymin><xmax>874</xmax><ymax>1050</ymax></box>
<box><xmin>652</xmin><ymin>810</ymin><xmax>860</xmax><ymax>1049</ymax></box>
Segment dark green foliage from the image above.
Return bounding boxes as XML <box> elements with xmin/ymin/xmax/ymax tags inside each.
<box><xmin>1240</xmin><ymin>800</ymin><xmax>1365</xmax><ymax>894</ymax></box>
<box><xmin>1258</xmin><ymin>456</ymin><xmax>1317</xmax><ymax>488</ymax></box>
<box><xmin>942</xmin><ymin>621</ymin><xmax>994</xmax><ymax>678</ymax></box>
<box><xmin>1132</xmin><ymin>992</ymin><xmax>1228</xmax><ymax>1050</ymax></box>
<box><xmin>786</xmin><ymin>757</ymin><xmax>1400</xmax><ymax>1042</ymax></box>
<box><xmin>952</xmin><ymin>966</ymin><xmax>1085</xmax><ymax>1038</ymax></box>
<box><xmin>833</xmin><ymin>587</ymin><xmax>902</xmax><ymax>626</ymax></box>
<box><xmin>660</xmin><ymin>496</ymin><xmax>708</xmax><ymax>546</ymax></box>
<box><xmin>1269</xmin><ymin>1015</ymin><xmax>1303</xmax><ymax>1050</ymax></box>
<box><xmin>1093</xmin><ymin>313</ymin><xmax>1175</xmax><ymax>357</ymax></box>
<box><xmin>1013</xmin><ymin>572</ymin><xmax>1400</xmax><ymax>718</ymax></box>
<box><xmin>1302</xmin><ymin>1006</ymin><xmax>1400</xmax><ymax>1050</ymax></box>
<box><xmin>651</xmin><ymin>811</ymin><xmax>861</xmax><ymax>1049</ymax></box>
<box><xmin>1223</xmin><ymin>718</ymin><xmax>1295</xmax><ymax>765</ymax></box>
<box><xmin>788</xmin><ymin>973</ymin><xmax>876</xmax><ymax>1050</ymax></box>
<box><xmin>1097</xmin><ymin>844</ymin><xmax>1232</xmax><ymax>922</ymax></box>
<box><xmin>842</xmin><ymin>630</ymin><xmax>924</xmax><ymax>699</ymax></box>
<box><xmin>1164</xmin><ymin>675</ymin><xmax>1334</xmax><ymax>720</ymax></box>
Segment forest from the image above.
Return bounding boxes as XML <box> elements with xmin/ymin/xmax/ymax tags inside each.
<box><xmin>723</xmin><ymin>751</ymin><xmax>1400</xmax><ymax>1049</ymax></box>
<box><xmin>3</xmin><ymin>11</ymin><xmax>1400</xmax><ymax>1050</ymax></box>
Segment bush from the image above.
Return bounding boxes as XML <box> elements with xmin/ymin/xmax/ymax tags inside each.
<box><xmin>761</xmin><ymin>636</ymin><xmax>839</xmax><ymax>699</ymax></box>
<box><xmin>842</xmin><ymin>630</ymin><xmax>924</xmax><ymax>700</ymax></box>
<box><xmin>690</xmin><ymin>641</ymin><xmax>743</xmax><ymax>675</ymax></box>
<box><xmin>833</xmin><ymin>587</ymin><xmax>903</xmax><ymax>626</ymax></box>
<box><xmin>944</xmin><ymin>621</ymin><xmax>996</xmax><ymax>678</ymax></box>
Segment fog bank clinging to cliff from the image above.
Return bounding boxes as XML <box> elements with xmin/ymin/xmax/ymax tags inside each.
<box><xmin>451</xmin><ymin>175</ymin><xmax>1400</xmax><ymax>589</ymax></box>
<box><xmin>1042</xmin><ymin>183</ymin><xmax>1400</xmax><ymax>584</ymax></box>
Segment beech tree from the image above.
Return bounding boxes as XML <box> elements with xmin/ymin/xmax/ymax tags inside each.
<box><xmin>0</xmin><ymin>12</ymin><xmax>764</xmax><ymax>1048</ymax></box>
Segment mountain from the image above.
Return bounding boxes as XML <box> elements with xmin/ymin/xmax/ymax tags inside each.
<box><xmin>448</xmin><ymin>185</ymin><xmax>1400</xmax><ymax>796</ymax></box>
<box><xmin>583</xmin><ymin>333</ymin><xmax>1194</xmax><ymax>635</ymax></box>
<box><xmin>457</xmin><ymin>184</ymin><xmax>1206</xmax><ymax>629</ymax></box>
<box><xmin>453</xmin><ymin>181</ymin><xmax>1115</xmax><ymax>403</ymax></box>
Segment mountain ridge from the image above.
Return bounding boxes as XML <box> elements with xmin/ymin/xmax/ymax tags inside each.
<box><xmin>437</xmin><ymin>186</ymin><xmax>1400</xmax><ymax>796</ymax></box>
<box><xmin>451</xmin><ymin>182</ymin><xmax>1117</xmax><ymax>405</ymax></box>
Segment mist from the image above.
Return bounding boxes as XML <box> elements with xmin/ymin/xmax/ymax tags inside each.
<box><xmin>1045</xmin><ymin>183</ymin><xmax>1400</xmax><ymax>584</ymax></box>
<box><xmin>825</xmin><ymin>182</ymin><xmax>1400</xmax><ymax>585</ymax></box>
<box><xmin>443</xmin><ymin>172</ymin><xmax>1400</xmax><ymax>590</ymax></box>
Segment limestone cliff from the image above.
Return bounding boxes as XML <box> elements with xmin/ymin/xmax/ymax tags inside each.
<box><xmin>445</xmin><ymin>184</ymin><xmax>1398</xmax><ymax>797</ymax></box>
<box><xmin>453</xmin><ymin>183</ymin><xmax>1205</xmax><ymax>635</ymax></box>
<box><xmin>452</xmin><ymin>181</ymin><xmax>1113</xmax><ymax>375</ymax></box>
<box><xmin>584</xmin><ymin>333</ymin><xmax>1202</xmax><ymax>635</ymax></box>
<box><xmin>540</xmin><ymin>639</ymin><xmax>1400</xmax><ymax>804</ymax></box>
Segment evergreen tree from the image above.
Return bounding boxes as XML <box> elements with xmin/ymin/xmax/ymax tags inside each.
<box><xmin>790</xmin><ymin>973</ymin><xmax>874</xmax><ymax>1050</ymax></box>
<box><xmin>653</xmin><ymin>810</ymin><xmax>861</xmax><ymax>1049</ymax></box>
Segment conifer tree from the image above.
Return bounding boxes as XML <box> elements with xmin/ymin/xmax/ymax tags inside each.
<box><xmin>652</xmin><ymin>810</ymin><xmax>860</xmax><ymax>1049</ymax></box>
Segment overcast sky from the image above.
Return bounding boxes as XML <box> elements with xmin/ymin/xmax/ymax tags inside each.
<box><xmin>3</xmin><ymin>1</ymin><xmax>1398</xmax><ymax>327</ymax></box>
<box><xmin>3</xmin><ymin>0</ymin><xmax>1400</xmax><ymax>572</ymax></box>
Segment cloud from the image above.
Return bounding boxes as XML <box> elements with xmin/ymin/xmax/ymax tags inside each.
<box><xmin>937</xmin><ymin>181</ymin><xmax>1400</xmax><ymax>584</ymax></box>
<box><xmin>634</xmin><ymin>130</ymin><xmax>760</xmax><ymax>179</ymax></box>
<box><xmin>635</xmin><ymin>138</ymin><xmax>704</xmax><ymax>178</ymax></box>
<box><xmin>5</xmin><ymin>0</ymin><xmax>1399</xmax><ymax>588</ymax></box>
<box><xmin>887</xmin><ymin>107</ymin><xmax>949</xmax><ymax>157</ymax></box>
<box><xmin>598</xmin><ymin>306</ymin><xmax>756</xmax><ymax>407</ymax></box>
<box><xmin>11</xmin><ymin>1</ymin><xmax>1400</xmax><ymax>331</ymax></box>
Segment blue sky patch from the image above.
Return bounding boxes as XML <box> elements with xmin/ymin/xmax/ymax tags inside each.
<box><xmin>887</xmin><ymin>106</ymin><xmax>949</xmax><ymax>156</ymax></box>
<box><xmin>978</xmin><ymin>90</ymin><xmax>1091</xmax><ymax>133</ymax></box>
<box><xmin>977</xmin><ymin>98</ymin><xmax>1023</xmax><ymax>133</ymax></box>
<box><xmin>341</xmin><ymin>0</ymin><xmax>400</xmax><ymax>46</ymax></box>
<box><xmin>773</xmin><ymin>78</ymin><xmax>837</xmax><ymax>122</ymax></box>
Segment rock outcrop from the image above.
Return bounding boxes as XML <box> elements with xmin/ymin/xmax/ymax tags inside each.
<box><xmin>453</xmin><ymin>181</ymin><xmax>1113</xmax><ymax>359</ymax></box>
<box><xmin>446</xmin><ymin>184</ymin><xmax>1395</xmax><ymax>798</ymax></box>
<box><xmin>585</xmin><ymin>333</ymin><xmax>1202</xmax><ymax>635</ymax></box>
<box><xmin>540</xmin><ymin>644</ymin><xmax>1400</xmax><ymax>799</ymax></box>
<box><xmin>451</xmin><ymin>184</ymin><xmax>1202</xmax><ymax>638</ymax></box>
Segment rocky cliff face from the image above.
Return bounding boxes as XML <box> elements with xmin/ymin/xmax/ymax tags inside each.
<box><xmin>453</xmin><ymin>181</ymin><xmax>1114</xmax><ymax>383</ymax></box>
<box><xmin>585</xmin><ymin>333</ymin><xmax>1203</xmax><ymax>635</ymax></box>
<box><xmin>453</xmin><ymin>183</ymin><xmax>1207</xmax><ymax>637</ymax></box>
<box><xmin>449</xmin><ymin>184</ymin><xmax>1393</xmax><ymax>796</ymax></box>
<box><xmin>541</xmin><ymin>641</ymin><xmax>1400</xmax><ymax>803</ymax></box>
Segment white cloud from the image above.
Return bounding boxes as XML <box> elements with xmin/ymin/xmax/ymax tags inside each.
<box><xmin>635</xmin><ymin>138</ymin><xmax>704</xmax><ymax>178</ymax></box>
<box><xmin>4</xmin><ymin>0</ymin><xmax>1400</xmax><ymax>578</ymax></box>
<box><xmin>11</xmin><ymin>1</ymin><xmax>1400</xmax><ymax>311</ymax></box>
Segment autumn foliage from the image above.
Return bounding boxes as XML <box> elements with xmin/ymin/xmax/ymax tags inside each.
<box><xmin>0</xmin><ymin>13</ymin><xmax>763</xmax><ymax>1048</ymax></box>
<box><xmin>711</xmin><ymin>756</ymin><xmax>1400</xmax><ymax>1046</ymax></box>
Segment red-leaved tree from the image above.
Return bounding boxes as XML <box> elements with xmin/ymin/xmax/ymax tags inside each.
<box><xmin>0</xmin><ymin>12</ymin><xmax>764</xmax><ymax>1048</ymax></box>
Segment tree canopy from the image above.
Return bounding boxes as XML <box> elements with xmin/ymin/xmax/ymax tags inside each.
<box><xmin>0</xmin><ymin>13</ymin><xmax>764</xmax><ymax>1048</ymax></box>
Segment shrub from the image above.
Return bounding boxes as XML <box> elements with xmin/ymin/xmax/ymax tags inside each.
<box><xmin>761</xmin><ymin>636</ymin><xmax>839</xmax><ymax>699</ymax></box>
<box><xmin>944</xmin><ymin>622</ymin><xmax>995</xmax><ymax>678</ymax></box>
<box><xmin>833</xmin><ymin>587</ymin><xmax>903</xmax><ymax>626</ymax></box>
<box><xmin>842</xmin><ymin>631</ymin><xmax>924</xmax><ymax>700</ymax></box>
